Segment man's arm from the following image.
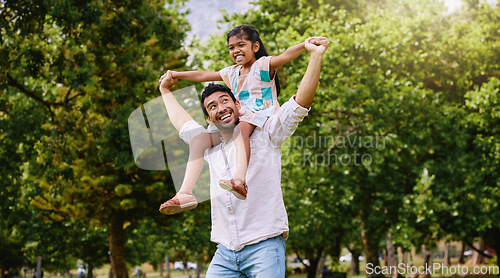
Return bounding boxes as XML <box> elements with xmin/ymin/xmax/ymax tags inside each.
<box><xmin>171</xmin><ymin>70</ymin><xmax>223</xmax><ymax>82</ymax></box>
<box><xmin>294</xmin><ymin>37</ymin><xmax>329</xmax><ymax>109</ymax></box>
<box><xmin>159</xmin><ymin>70</ymin><xmax>194</xmax><ymax>132</ymax></box>
<box><xmin>266</xmin><ymin>37</ymin><xmax>329</xmax><ymax>147</ymax></box>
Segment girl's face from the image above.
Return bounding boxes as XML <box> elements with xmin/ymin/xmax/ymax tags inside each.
<box><xmin>227</xmin><ymin>35</ymin><xmax>259</xmax><ymax>66</ymax></box>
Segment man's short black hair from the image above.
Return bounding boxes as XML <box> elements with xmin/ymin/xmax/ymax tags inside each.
<box><xmin>200</xmin><ymin>83</ymin><xmax>237</xmax><ymax>117</ymax></box>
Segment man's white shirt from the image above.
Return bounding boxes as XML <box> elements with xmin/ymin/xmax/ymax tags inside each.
<box><xmin>179</xmin><ymin>96</ymin><xmax>309</xmax><ymax>251</ymax></box>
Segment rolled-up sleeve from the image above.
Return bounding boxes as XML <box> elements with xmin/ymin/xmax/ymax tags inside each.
<box><xmin>267</xmin><ymin>96</ymin><xmax>310</xmax><ymax>148</ymax></box>
<box><xmin>179</xmin><ymin>120</ymin><xmax>207</xmax><ymax>144</ymax></box>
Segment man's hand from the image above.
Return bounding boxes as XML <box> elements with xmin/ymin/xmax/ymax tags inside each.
<box><xmin>294</xmin><ymin>37</ymin><xmax>328</xmax><ymax>109</ymax></box>
<box><xmin>159</xmin><ymin>70</ymin><xmax>178</xmax><ymax>92</ymax></box>
<box><xmin>305</xmin><ymin>37</ymin><xmax>329</xmax><ymax>54</ymax></box>
<box><xmin>157</xmin><ymin>70</ymin><xmax>195</xmax><ymax>132</ymax></box>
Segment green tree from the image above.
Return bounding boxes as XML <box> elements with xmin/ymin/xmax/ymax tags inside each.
<box><xmin>461</xmin><ymin>77</ymin><xmax>500</xmax><ymax>268</ymax></box>
<box><xmin>0</xmin><ymin>51</ymin><xmax>49</xmax><ymax>275</ymax></box>
<box><xmin>1</xmin><ymin>0</ymin><xmax>189</xmax><ymax>276</ymax></box>
<box><xmin>193</xmin><ymin>1</ymin><xmax>500</xmax><ymax>277</ymax></box>
<box><xmin>392</xmin><ymin>1</ymin><xmax>500</xmax><ymax>271</ymax></box>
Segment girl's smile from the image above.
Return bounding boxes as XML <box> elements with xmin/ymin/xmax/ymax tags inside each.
<box><xmin>228</xmin><ymin>36</ymin><xmax>259</xmax><ymax>67</ymax></box>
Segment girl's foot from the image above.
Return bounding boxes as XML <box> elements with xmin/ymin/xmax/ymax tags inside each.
<box><xmin>159</xmin><ymin>192</ymin><xmax>198</xmax><ymax>215</ymax></box>
<box><xmin>219</xmin><ymin>178</ymin><xmax>248</xmax><ymax>200</ymax></box>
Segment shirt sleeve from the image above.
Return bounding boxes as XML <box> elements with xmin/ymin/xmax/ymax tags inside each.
<box><xmin>265</xmin><ymin>96</ymin><xmax>310</xmax><ymax>148</ymax></box>
<box><xmin>219</xmin><ymin>66</ymin><xmax>232</xmax><ymax>90</ymax></box>
<box><xmin>255</xmin><ymin>56</ymin><xmax>273</xmax><ymax>82</ymax></box>
<box><xmin>179</xmin><ymin>120</ymin><xmax>207</xmax><ymax>144</ymax></box>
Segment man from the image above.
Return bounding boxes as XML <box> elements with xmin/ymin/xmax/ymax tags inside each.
<box><xmin>159</xmin><ymin>37</ymin><xmax>328</xmax><ymax>277</ymax></box>
<box><xmin>77</xmin><ymin>265</ymin><xmax>86</xmax><ymax>278</ymax></box>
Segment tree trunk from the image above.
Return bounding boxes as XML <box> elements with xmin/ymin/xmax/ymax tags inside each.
<box><xmin>306</xmin><ymin>255</ymin><xmax>321</xmax><ymax>278</ymax></box>
<box><xmin>159</xmin><ymin>262</ymin><xmax>164</xmax><ymax>278</ymax></box>
<box><xmin>386</xmin><ymin>233</ymin><xmax>398</xmax><ymax>278</ymax></box>
<box><xmin>469</xmin><ymin>239</ymin><xmax>484</xmax><ymax>265</ymax></box>
<box><xmin>421</xmin><ymin>247</ymin><xmax>431</xmax><ymax>278</ymax></box>
<box><xmin>109</xmin><ymin>211</ymin><xmax>129</xmax><ymax>278</ymax></box>
<box><xmin>409</xmin><ymin>248</ymin><xmax>414</xmax><ymax>266</ymax></box>
<box><xmin>362</xmin><ymin>229</ymin><xmax>384</xmax><ymax>278</ymax></box>
<box><xmin>458</xmin><ymin>241</ymin><xmax>465</xmax><ymax>264</ymax></box>
<box><xmin>195</xmin><ymin>252</ymin><xmax>201</xmax><ymax>278</ymax></box>
<box><xmin>87</xmin><ymin>263</ymin><xmax>93</xmax><ymax>278</ymax></box>
<box><xmin>350</xmin><ymin>249</ymin><xmax>361</xmax><ymax>276</ymax></box>
<box><xmin>316</xmin><ymin>255</ymin><xmax>326</xmax><ymax>276</ymax></box>
<box><xmin>301</xmin><ymin>247</ymin><xmax>323</xmax><ymax>278</ymax></box>
<box><xmin>403</xmin><ymin>250</ymin><xmax>409</xmax><ymax>265</ymax></box>
<box><xmin>490</xmin><ymin>228</ymin><xmax>500</xmax><ymax>271</ymax></box>
<box><xmin>36</xmin><ymin>256</ymin><xmax>42</xmax><ymax>278</ymax></box>
<box><xmin>443</xmin><ymin>241</ymin><xmax>450</xmax><ymax>266</ymax></box>
<box><xmin>165</xmin><ymin>255</ymin><xmax>170</xmax><ymax>278</ymax></box>
<box><xmin>329</xmin><ymin>235</ymin><xmax>343</xmax><ymax>273</ymax></box>
<box><xmin>183</xmin><ymin>261</ymin><xmax>188</xmax><ymax>276</ymax></box>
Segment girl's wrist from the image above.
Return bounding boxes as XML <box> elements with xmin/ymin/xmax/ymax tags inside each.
<box><xmin>160</xmin><ymin>86</ymin><xmax>172</xmax><ymax>95</ymax></box>
<box><xmin>310</xmin><ymin>51</ymin><xmax>324</xmax><ymax>58</ymax></box>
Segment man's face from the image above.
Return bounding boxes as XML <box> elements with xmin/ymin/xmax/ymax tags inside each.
<box><xmin>204</xmin><ymin>91</ymin><xmax>241</xmax><ymax>130</ymax></box>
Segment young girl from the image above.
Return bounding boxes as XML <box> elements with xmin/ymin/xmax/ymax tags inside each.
<box><xmin>160</xmin><ymin>25</ymin><xmax>318</xmax><ymax>215</ymax></box>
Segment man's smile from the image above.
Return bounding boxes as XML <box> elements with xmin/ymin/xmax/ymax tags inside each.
<box><xmin>217</xmin><ymin>110</ymin><xmax>233</xmax><ymax>123</ymax></box>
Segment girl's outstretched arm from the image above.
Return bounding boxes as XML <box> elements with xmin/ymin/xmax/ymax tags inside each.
<box><xmin>171</xmin><ymin>70</ymin><xmax>223</xmax><ymax>82</ymax></box>
<box><xmin>159</xmin><ymin>70</ymin><xmax>194</xmax><ymax>132</ymax></box>
<box><xmin>269</xmin><ymin>37</ymin><xmax>326</xmax><ymax>78</ymax></box>
<box><xmin>269</xmin><ymin>42</ymin><xmax>305</xmax><ymax>76</ymax></box>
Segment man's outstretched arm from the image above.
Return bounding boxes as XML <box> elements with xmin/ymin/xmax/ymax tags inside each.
<box><xmin>159</xmin><ymin>70</ymin><xmax>194</xmax><ymax>132</ymax></box>
<box><xmin>267</xmin><ymin>37</ymin><xmax>329</xmax><ymax>147</ymax></box>
<box><xmin>294</xmin><ymin>37</ymin><xmax>329</xmax><ymax>109</ymax></box>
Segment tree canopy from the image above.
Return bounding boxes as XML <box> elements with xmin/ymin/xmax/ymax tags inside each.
<box><xmin>1</xmin><ymin>0</ymin><xmax>499</xmax><ymax>277</ymax></box>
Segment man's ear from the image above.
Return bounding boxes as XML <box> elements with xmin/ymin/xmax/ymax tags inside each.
<box><xmin>253</xmin><ymin>41</ymin><xmax>260</xmax><ymax>53</ymax></box>
<box><xmin>206</xmin><ymin>115</ymin><xmax>213</xmax><ymax>124</ymax></box>
<box><xmin>235</xmin><ymin>100</ymin><xmax>241</xmax><ymax>111</ymax></box>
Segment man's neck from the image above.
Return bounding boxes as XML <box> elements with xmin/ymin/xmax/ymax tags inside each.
<box><xmin>219</xmin><ymin>129</ymin><xmax>234</xmax><ymax>143</ymax></box>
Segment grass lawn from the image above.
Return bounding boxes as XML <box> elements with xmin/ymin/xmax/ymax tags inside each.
<box><xmin>42</xmin><ymin>256</ymin><xmax>498</xmax><ymax>278</ymax></box>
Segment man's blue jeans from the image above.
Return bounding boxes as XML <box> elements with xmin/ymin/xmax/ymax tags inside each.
<box><xmin>206</xmin><ymin>235</ymin><xmax>286</xmax><ymax>277</ymax></box>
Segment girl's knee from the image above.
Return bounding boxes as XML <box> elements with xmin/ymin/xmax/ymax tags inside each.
<box><xmin>236</xmin><ymin>122</ymin><xmax>256</xmax><ymax>137</ymax></box>
<box><xmin>189</xmin><ymin>132</ymin><xmax>212</xmax><ymax>148</ymax></box>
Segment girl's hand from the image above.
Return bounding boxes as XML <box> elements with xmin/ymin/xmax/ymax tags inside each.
<box><xmin>305</xmin><ymin>37</ymin><xmax>329</xmax><ymax>54</ymax></box>
<box><xmin>159</xmin><ymin>70</ymin><xmax>178</xmax><ymax>91</ymax></box>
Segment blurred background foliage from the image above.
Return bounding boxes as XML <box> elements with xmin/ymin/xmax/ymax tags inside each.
<box><xmin>1</xmin><ymin>0</ymin><xmax>499</xmax><ymax>277</ymax></box>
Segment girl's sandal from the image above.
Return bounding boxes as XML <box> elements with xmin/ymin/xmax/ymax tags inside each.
<box><xmin>159</xmin><ymin>192</ymin><xmax>198</xmax><ymax>215</ymax></box>
<box><xmin>219</xmin><ymin>178</ymin><xmax>248</xmax><ymax>200</ymax></box>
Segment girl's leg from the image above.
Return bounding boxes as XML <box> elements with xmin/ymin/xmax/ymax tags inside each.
<box><xmin>179</xmin><ymin>132</ymin><xmax>221</xmax><ymax>193</ymax></box>
<box><xmin>233</xmin><ymin>121</ymin><xmax>256</xmax><ymax>182</ymax></box>
<box><xmin>218</xmin><ymin>122</ymin><xmax>255</xmax><ymax>200</ymax></box>
<box><xmin>160</xmin><ymin>131</ymin><xmax>221</xmax><ymax>215</ymax></box>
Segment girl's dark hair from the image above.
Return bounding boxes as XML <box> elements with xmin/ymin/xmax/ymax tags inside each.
<box><xmin>226</xmin><ymin>25</ymin><xmax>281</xmax><ymax>96</ymax></box>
